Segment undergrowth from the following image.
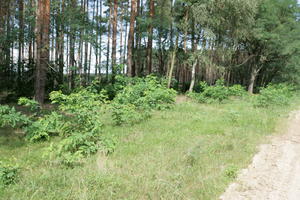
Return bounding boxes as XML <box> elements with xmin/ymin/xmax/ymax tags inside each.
<box><xmin>0</xmin><ymin>77</ymin><xmax>299</xmax><ymax>199</ymax></box>
<box><xmin>188</xmin><ymin>80</ymin><xmax>247</xmax><ymax>103</ymax></box>
<box><xmin>111</xmin><ymin>75</ymin><xmax>177</xmax><ymax>125</ymax></box>
<box><xmin>1</xmin><ymin>96</ymin><xmax>299</xmax><ymax>200</ymax></box>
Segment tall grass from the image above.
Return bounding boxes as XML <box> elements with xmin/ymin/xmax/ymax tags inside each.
<box><xmin>1</xmin><ymin>96</ymin><xmax>299</xmax><ymax>200</ymax></box>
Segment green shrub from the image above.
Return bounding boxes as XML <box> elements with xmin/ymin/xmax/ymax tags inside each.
<box><xmin>144</xmin><ymin>87</ymin><xmax>177</xmax><ymax>110</ymax></box>
<box><xmin>187</xmin><ymin>80</ymin><xmax>227</xmax><ymax>103</ymax></box>
<box><xmin>188</xmin><ymin>80</ymin><xmax>247</xmax><ymax>104</ymax></box>
<box><xmin>203</xmin><ymin>80</ymin><xmax>229</xmax><ymax>102</ymax></box>
<box><xmin>252</xmin><ymin>84</ymin><xmax>293</xmax><ymax>107</ymax></box>
<box><xmin>187</xmin><ymin>92</ymin><xmax>210</xmax><ymax>103</ymax></box>
<box><xmin>16</xmin><ymin>89</ymin><xmax>112</xmax><ymax>166</ymax></box>
<box><xmin>24</xmin><ymin>112</ymin><xmax>64</xmax><ymax>142</ymax></box>
<box><xmin>0</xmin><ymin>105</ymin><xmax>30</xmax><ymax>128</ymax></box>
<box><xmin>47</xmin><ymin>89</ymin><xmax>113</xmax><ymax>165</ymax></box>
<box><xmin>18</xmin><ymin>97</ymin><xmax>40</xmax><ymax>112</ymax></box>
<box><xmin>49</xmin><ymin>89</ymin><xmax>107</xmax><ymax>112</ymax></box>
<box><xmin>111</xmin><ymin>103</ymin><xmax>150</xmax><ymax>125</ymax></box>
<box><xmin>1</xmin><ymin>89</ymin><xmax>113</xmax><ymax>167</ymax></box>
<box><xmin>0</xmin><ymin>162</ymin><xmax>19</xmax><ymax>186</ymax></box>
<box><xmin>111</xmin><ymin>75</ymin><xmax>176</xmax><ymax>125</ymax></box>
<box><xmin>228</xmin><ymin>84</ymin><xmax>247</xmax><ymax>97</ymax></box>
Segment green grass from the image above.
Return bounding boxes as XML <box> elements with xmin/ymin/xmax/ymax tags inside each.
<box><xmin>0</xmin><ymin>96</ymin><xmax>299</xmax><ymax>200</ymax></box>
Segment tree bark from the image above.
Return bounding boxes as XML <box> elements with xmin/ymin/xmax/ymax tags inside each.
<box><xmin>58</xmin><ymin>0</ymin><xmax>65</xmax><ymax>85</ymax></box>
<box><xmin>95</xmin><ymin>0</ymin><xmax>99</xmax><ymax>76</ymax></box>
<box><xmin>188</xmin><ymin>60</ymin><xmax>198</xmax><ymax>92</ymax></box>
<box><xmin>35</xmin><ymin>0</ymin><xmax>50</xmax><ymax>105</ymax></box>
<box><xmin>106</xmin><ymin>1</ymin><xmax>112</xmax><ymax>81</ymax></box>
<box><xmin>123</xmin><ymin>13</ymin><xmax>128</xmax><ymax>74</ymax></box>
<box><xmin>146</xmin><ymin>0</ymin><xmax>154</xmax><ymax>74</ymax></box>
<box><xmin>0</xmin><ymin>1</ymin><xmax>7</xmax><ymax>66</ymax></box>
<box><xmin>98</xmin><ymin>0</ymin><xmax>103</xmax><ymax>78</ymax></box>
<box><xmin>119</xmin><ymin>2</ymin><xmax>123</xmax><ymax>65</ymax></box>
<box><xmin>18</xmin><ymin>0</ymin><xmax>24</xmax><ymax>84</ymax></box>
<box><xmin>127</xmin><ymin>0</ymin><xmax>136</xmax><ymax>77</ymax></box>
<box><xmin>68</xmin><ymin>0</ymin><xmax>76</xmax><ymax>90</ymax></box>
<box><xmin>134</xmin><ymin>0</ymin><xmax>141</xmax><ymax>76</ymax></box>
<box><xmin>167</xmin><ymin>34</ymin><xmax>178</xmax><ymax>88</ymax></box>
<box><xmin>248</xmin><ymin>66</ymin><xmax>260</xmax><ymax>94</ymax></box>
<box><xmin>83</xmin><ymin>0</ymin><xmax>88</xmax><ymax>85</ymax></box>
<box><xmin>111</xmin><ymin>0</ymin><xmax>118</xmax><ymax>82</ymax></box>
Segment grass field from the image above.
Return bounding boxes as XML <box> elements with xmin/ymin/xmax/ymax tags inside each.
<box><xmin>1</xmin><ymin>96</ymin><xmax>299</xmax><ymax>200</ymax></box>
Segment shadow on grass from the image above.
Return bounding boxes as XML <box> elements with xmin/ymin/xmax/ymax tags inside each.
<box><xmin>0</xmin><ymin>128</ymin><xmax>26</xmax><ymax>148</ymax></box>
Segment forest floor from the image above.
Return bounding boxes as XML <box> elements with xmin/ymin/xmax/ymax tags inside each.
<box><xmin>1</xmin><ymin>96</ymin><xmax>300</xmax><ymax>199</ymax></box>
<box><xmin>220</xmin><ymin>109</ymin><xmax>300</xmax><ymax>200</ymax></box>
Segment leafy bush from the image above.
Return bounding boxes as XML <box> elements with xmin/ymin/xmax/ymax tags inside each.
<box><xmin>187</xmin><ymin>92</ymin><xmax>210</xmax><ymax>103</ymax></box>
<box><xmin>47</xmin><ymin>89</ymin><xmax>114</xmax><ymax>165</ymax></box>
<box><xmin>18</xmin><ymin>97</ymin><xmax>40</xmax><ymax>112</ymax></box>
<box><xmin>188</xmin><ymin>80</ymin><xmax>247</xmax><ymax>103</ymax></box>
<box><xmin>0</xmin><ymin>162</ymin><xmax>19</xmax><ymax>186</ymax></box>
<box><xmin>111</xmin><ymin>75</ymin><xmax>176</xmax><ymax>125</ymax></box>
<box><xmin>0</xmin><ymin>105</ymin><xmax>30</xmax><ymax>128</ymax></box>
<box><xmin>228</xmin><ymin>84</ymin><xmax>247</xmax><ymax>97</ymax></box>
<box><xmin>252</xmin><ymin>84</ymin><xmax>293</xmax><ymax>107</ymax></box>
<box><xmin>24</xmin><ymin>112</ymin><xmax>64</xmax><ymax>142</ymax></box>
<box><xmin>0</xmin><ymin>89</ymin><xmax>112</xmax><ymax>167</ymax></box>
<box><xmin>111</xmin><ymin>103</ymin><xmax>150</xmax><ymax>125</ymax></box>
<box><xmin>50</xmin><ymin>89</ymin><xmax>107</xmax><ymax>112</ymax></box>
<box><xmin>1</xmin><ymin>89</ymin><xmax>112</xmax><ymax>166</ymax></box>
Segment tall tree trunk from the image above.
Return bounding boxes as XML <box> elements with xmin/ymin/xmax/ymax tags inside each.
<box><xmin>35</xmin><ymin>0</ymin><xmax>50</xmax><ymax>104</ymax></box>
<box><xmin>248</xmin><ymin>66</ymin><xmax>260</xmax><ymax>94</ymax></box>
<box><xmin>134</xmin><ymin>0</ymin><xmax>140</xmax><ymax>76</ymax></box>
<box><xmin>127</xmin><ymin>0</ymin><xmax>136</xmax><ymax>77</ymax></box>
<box><xmin>188</xmin><ymin>24</ymin><xmax>198</xmax><ymax>93</ymax></box>
<box><xmin>77</xmin><ymin>30</ymin><xmax>82</xmax><ymax>85</ymax></box>
<box><xmin>58</xmin><ymin>0</ymin><xmax>65</xmax><ymax>85</ymax></box>
<box><xmin>179</xmin><ymin>10</ymin><xmax>188</xmax><ymax>90</ymax></box>
<box><xmin>88</xmin><ymin>42</ymin><xmax>92</xmax><ymax>83</ymax></box>
<box><xmin>0</xmin><ymin>1</ymin><xmax>7</xmax><ymax>66</ymax></box>
<box><xmin>82</xmin><ymin>0</ymin><xmax>89</xmax><ymax>84</ymax></box>
<box><xmin>50</xmin><ymin>26</ymin><xmax>55</xmax><ymax>62</ymax></box>
<box><xmin>98</xmin><ymin>0</ymin><xmax>103</xmax><ymax>78</ymax></box>
<box><xmin>88</xmin><ymin>0</ymin><xmax>96</xmax><ymax>83</ymax></box>
<box><xmin>167</xmin><ymin>34</ymin><xmax>178</xmax><ymax>88</ymax></box>
<box><xmin>146</xmin><ymin>0</ymin><xmax>154</xmax><ymax>74</ymax></box>
<box><xmin>106</xmin><ymin>1</ymin><xmax>112</xmax><ymax>81</ymax></box>
<box><xmin>69</xmin><ymin>0</ymin><xmax>76</xmax><ymax>90</ymax></box>
<box><xmin>119</xmin><ymin>3</ymin><xmax>123</xmax><ymax>66</ymax></box>
<box><xmin>123</xmin><ymin>13</ymin><xmax>128</xmax><ymax>74</ymax></box>
<box><xmin>18</xmin><ymin>0</ymin><xmax>24</xmax><ymax>85</ymax></box>
<box><xmin>95</xmin><ymin>0</ymin><xmax>99</xmax><ymax>76</ymax></box>
<box><xmin>29</xmin><ymin>0</ymin><xmax>34</xmax><ymax>65</ymax></box>
<box><xmin>0</xmin><ymin>0</ymin><xmax>8</xmax><ymax>87</ymax></box>
<box><xmin>6</xmin><ymin>1</ymin><xmax>12</xmax><ymax>82</ymax></box>
<box><xmin>188</xmin><ymin>60</ymin><xmax>197</xmax><ymax>92</ymax></box>
<box><xmin>111</xmin><ymin>0</ymin><xmax>118</xmax><ymax>82</ymax></box>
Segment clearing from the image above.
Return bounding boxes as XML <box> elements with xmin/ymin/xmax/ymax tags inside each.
<box><xmin>221</xmin><ymin>109</ymin><xmax>300</xmax><ymax>200</ymax></box>
<box><xmin>1</xmin><ymin>97</ymin><xmax>300</xmax><ymax>200</ymax></box>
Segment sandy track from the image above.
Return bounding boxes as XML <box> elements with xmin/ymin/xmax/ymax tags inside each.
<box><xmin>220</xmin><ymin>110</ymin><xmax>300</xmax><ymax>200</ymax></box>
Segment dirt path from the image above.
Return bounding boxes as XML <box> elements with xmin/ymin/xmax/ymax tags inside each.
<box><xmin>220</xmin><ymin>110</ymin><xmax>300</xmax><ymax>200</ymax></box>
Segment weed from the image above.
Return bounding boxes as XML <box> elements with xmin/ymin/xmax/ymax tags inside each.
<box><xmin>0</xmin><ymin>162</ymin><xmax>19</xmax><ymax>187</ymax></box>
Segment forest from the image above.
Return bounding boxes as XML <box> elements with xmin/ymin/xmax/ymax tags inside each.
<box><xmin>1</xmin><ymin>0</ymin><xmax>300</xmax><ymax>199</ymax></box>
<box><xmin>0</xmin><ymin>0</ymin><xmax>299</xmax><ymax>101</ymax></box>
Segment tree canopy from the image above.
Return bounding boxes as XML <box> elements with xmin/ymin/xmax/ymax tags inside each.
<box><xmin>0</xmin><ymin>0</ymin><xmax>299</xmax><ymax>102</ymax></box>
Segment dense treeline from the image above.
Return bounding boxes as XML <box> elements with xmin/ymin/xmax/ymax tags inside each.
<box><xmin>0</xmin><ymin>0</ymin><xmax>300</xmax><ymax>104</ymax></box>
